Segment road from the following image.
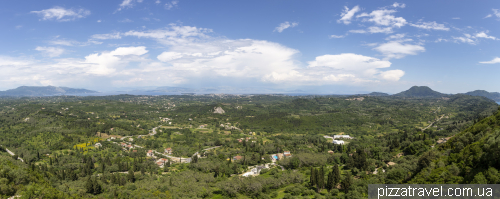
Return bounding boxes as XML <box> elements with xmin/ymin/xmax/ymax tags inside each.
<box><xmin>421</xmin><ymin>114</ymin><xmax>445</xmax><ymax>131</ymax></box>
<box><xmin>108</xmin><ymin>126</ymin><xmax>222</xmax><ymax>164</ymax></box>
<box><xmin>1</xmin><ymin>145</ymin><xmax>24</xmax><ymax>162</ymax></box>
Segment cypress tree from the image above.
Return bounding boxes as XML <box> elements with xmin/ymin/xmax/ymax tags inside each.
<box><xmin>333</xmin><ymin>164</ymin><xmax>340</xmax><ymax>186</ymax></box>
<box><xmin>342</xmin><ymin>172</ymin><xmax>353</xmax><ymax>194</ymax></box>
<box><xmin>310</xmin><ymin>167</ymin><xmax>316</xmax><ymax>187</ymax></box>
<box><xmin>327</xmin><ymin>170</ymin><xmax>334</xmax><ymax>191</ymax></box>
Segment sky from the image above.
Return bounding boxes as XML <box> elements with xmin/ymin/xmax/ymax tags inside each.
<box><xmin>0</xmin><ymin>0</ymin><xmax>499</xmax><ymax>94</ymax></box>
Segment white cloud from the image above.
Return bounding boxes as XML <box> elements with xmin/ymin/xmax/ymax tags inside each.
<box><xmin>155</xmin><ymin>0</ymin><xmax>161</xmax><ymax>4</ymax></box>
<box><xmin>157</xmin><ymin>52</ymin><xmax>183</xmax><ymax>61</ymax></box>
<box><xmin>35</xmin><ymin>46</ymin><xmax>65</xmax><ymax>57</ymax></box>
<box><xmin>165</xmin><ymin>0</ymin><xmax>179</xmax><ymax>10</ymax></box>
<box><xmin>392</xmin><ymin>2</ymin><xmax>406</xmax><ymax>8</ymax></box>
<box><xmin>330</xmin><ymin>35</ymin><xmax>345</xmax><ymax>38</ymax></box>
<box><xmin>84</xmin><ymin>46</ymin><xmax>148</xmax><ymax>75</ymax></box>
<box><xmin>410</xmin><ymin>21</ymin><xmax>449</xmax><ymax>31</ymax></box>
<box><xmin>0</xmin><ymin>25</ymin><xmax>408</xmax><ymax>90</ymax></box>
<box><xmin>484</xmin><ymin>9</ymin><xmax>500</xmax><ymax>19</ymax></box>
<box><xmin>386</xmin><ymin>33</ymin><xmax>405</xmax><ymax>40</ymax></box>
<box><xmin>452</xmin><ymin>17</ymin><xmax>460</xmax><ymax>20</ymax></box>
<box><xmin>349</xmin><ymin>29</ymin><xmax>367</xmax><ymax>34</ymax></box>
<box><xmin>357</xmin><ymin>9</ymin><xmax>407</xmax><ymax>28</ymax></box>
<box><xmin>117</xmin><ymin>0</ymin><xmax>137</xmax><ymax>11</ymax></box>
<box><xmin>380</xmin><ymin>69</ymin><xmax>405</xmax><ymax>81</ymax></box>
<box><xmin>475</xmin><ymin>31</ymin><xmax>497</xmax><ymax>40</ymax></box>
<box><xmin>367</xmin><ymin>26</ymin><xmax>393</xmax><ymax>34</ymax></box>
<box><xmin>453</xmin><ymin>34</ymin><xmax>476</xmax><ymax>44</ymax></box>
<box><xmin>31</xmin><ymin>6</ymin><xmax>90</xmax><ymax>22</ymax></box>
<box><xmin>374</xmin><ymin>41</ymin><xmax>425</xmax><ymax>59</ymax></box>
<box><xmin>119</xmin><ymin>18</ymin><xmax>133</xmax><ymax>23</ymax></box>
<box><xmin>453</xmin><ymin>31</ymin><xmax>497</xmax><ymax>45</ymax></box>
<box><xmin>274</xmin><ymin>21</ymin><xmax>299</xmax><ymax>33</ymax></box>
<box><xmin>91</xmin><ymin>33</ymin><xmax>122</xmax><ymax>40</ymax></box>
<box><xmin>97</xmin><ymin>20</ymin><xmax>102</xmax><ymax>23</ymax></box>
<box><xmin>479</xmin><ymin>57</ymin><xmax>500</xmax><ymax>64</ymax></box>
<box><xmin>337</xmin><ymin>6</ymin><xmax>360</xmax><ymax>25</ymax></box>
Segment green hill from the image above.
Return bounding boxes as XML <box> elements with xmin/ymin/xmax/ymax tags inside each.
<box><xmin>465</xmin><ymin>90</ymin><xmax>500</xmax><ymax>101</ymax></box>
<box><xmin>0</xmin><ymin>86</ymin><xmax>98</xmax><ymax>96</ymax></box>
<box><xmin>410</xmin><ymin>107</ymin><xmax>500</xmax><ymax>184</ymax></box>
<box><xmin>394</xmin><ymin>86</ymin><xmax>447</xmax><ymax>98</ymax></box>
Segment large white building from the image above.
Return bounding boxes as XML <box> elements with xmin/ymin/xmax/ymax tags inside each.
<box><xmin>333</xmin><ymin>135</ymin><xmax>352</xmax><ymax>139</ymax></box>
<box><xmin>332</xmin><ymin>140</ymin><xmax>345</xmax><ymax>145</ymax></box>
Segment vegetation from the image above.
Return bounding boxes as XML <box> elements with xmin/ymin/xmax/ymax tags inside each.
<box><xmin>0</xmin><ymin>93</ymin><xmax>497</xmax><ymax>198</ymax></box>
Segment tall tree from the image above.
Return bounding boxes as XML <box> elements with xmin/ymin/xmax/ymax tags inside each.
<box><xmin>342</xmin><ymin>172</ymin><xmax>353</xmax><ymax>194</ymax></box>
<box><xmin>127</xmin><ymin>169</ymin><xmax>135</xmax><ymax>183</ymax></box>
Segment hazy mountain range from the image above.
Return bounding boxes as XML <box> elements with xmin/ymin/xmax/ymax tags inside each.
<box><xmin>0</xmin><ymin>86</ymin><xmax>98</xmax><ymax>97</ymax></box>
<box><xmin>0</xmin><ymin>86</ymin><xmax>499</xmax><ymax>102</ymax></box>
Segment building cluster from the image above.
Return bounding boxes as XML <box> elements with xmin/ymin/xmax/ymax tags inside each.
<box><xmin>237</xmin><ymin>137</ymin><xmax>252</xmax><ymax>143</ymax></box>
<box><xmin>332</xmin><ymin>135</ymin><xmax>353</xmax><ymax>145</ymax></box>
<box><xmin>242</xmin><ymin>165</ymin><xmax>269</xmax><ymax>177</ymax></box>
<box><xmin>271</xmin><ymin>151</ymin><xmax>291</xmax><ymax>162</ymax></box>
<box><xmin>165</xmin><ymin>148</ymin><xmax>172</xmax><ymax>154</ymax></box>
<box><xmin>120</xmin><ymin>142</ymin><xmax>134</xmax><ymax>150</ymax></box>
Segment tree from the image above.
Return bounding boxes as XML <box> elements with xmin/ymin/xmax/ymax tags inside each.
<box><xmin>310</xmin><ymin>167</ymin><xmax>316</xmax><ymax>187</ymax></box>
<box><xmin>333</xmin><ymin>164</ymin><xmax>341</xmax><ymax>186</ymax></box>
<box><xmin>341</xmin><ymin>172</ymin><xmax>353</xmax><ymax>194</ymax></box>
<box><xmin>85</xmin><ymin>176</ymin><xmax>102</xmax><ymax>195</ymax></box>
<box><xmin>192</xmin><ymin>154</ymin><xmax>198</xmax><ymax>164</ymax></box>
<box><xmin>127</xmin><ymin>169</ymin><xmax>135</xmax><ymax>183</ymax></box>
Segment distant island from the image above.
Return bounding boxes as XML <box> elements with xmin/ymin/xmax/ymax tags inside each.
<box><xmin>0</xmin><ymin>86</ymin><xmax>98</xmax><ymax>97</ymax></box>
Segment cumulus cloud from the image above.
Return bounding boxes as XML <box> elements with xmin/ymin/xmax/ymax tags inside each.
<box><xmin>84</xmin><ymin>46</ymin><xmax>148</xmax><ymax>75</ymax></box>
<box><xmin>116</xmin><ymin>0</ymin><xmax>143</xmax><ymax>11</ymax></box>
<box><xmin>91</xmin><ymin>33</ymin><xmax>122</xmax><ymax>40</ymax></box>
<box><xmin>475</xmin><ymin>31</ymin><xmax>497</xmax><ymax>40</ymax></box>
<box><xmin>274</xmin><ymin>21</ymin><xmax>299</xmax><ymax>33</ymax></box>
<box><xmin>165</xmin><ymin>0</ymin><xmax>179</xmax><ymax>10</ymax></box>
<box><xmin>337</xmin><ymin>6</ymin><xmax>360</xmax><ymax>25</ymax></box>
<box><xmin>479</xmin><ymin>57</ymin><xmax>500</xmax><ymax>64</ymax></box>
<box><xmin>392</xmin><ymin>2</ymin><xmax>406</xmax><ymax>8</ymax></box>
<box><xmin>374</xmin><ymin>41</ymin><xmax>425</xmax><ymax>59</ymax></box>
<box><xmin>35</xmin><ymin>46</ymin><xmax>65</xmax><ymax>57</ymax></box>
<box><xmin>349</xmin><ymin>29</ymin><xmax>367</xmax><ymax>34</ymax></box>
<box><xmin>357</xmin><ymin>9</ymin><xmax>407</xmax><ymax>27</ymax></box>
<box><xmin>31</xmin><ymin>6</ymin><xmax>90</xmax><ymax>22</ymax></box>
<box><xmin>367</xmin><ymin>26</ymin><xmax>393</xmax><ymax>34</ymax></box>
<box><xmin>453</xmin><ymin>31</ymin><xmax>497</xmax><ymax>44</ymax></box>
<box><xmin>330</xmin><ymin>35</ymin><xmax>345</xmax><ymax>38</ymax></box>
<box><xmin>410</xmin><ymin>21</ymin><xmax>449</xmax><ymax>31</ymax></box>
<box><xmin>453</xmin><ymin>34</ymin><xmax>476</xmax><ymax>44</ymax></box>
<box><xmin>484</xmin><ymin>9</ymin><xmax>500</xmax><ymax>19</ymax></box>
<box><xmin>0</xmin><ymin>25</ymin><xmax>407</xmax><ymax>90</ymax></box>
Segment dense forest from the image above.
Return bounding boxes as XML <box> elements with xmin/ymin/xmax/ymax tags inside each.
<box><xmin>0</xmin><ymin>94</ymin><xmax>498</xmax><ymax>198</ymax></box>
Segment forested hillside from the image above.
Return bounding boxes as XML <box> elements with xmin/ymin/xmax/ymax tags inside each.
<box><xmin>0</xmin><ymin>94</ymin><xmax>497</xmax><ymax>198</ymax></box>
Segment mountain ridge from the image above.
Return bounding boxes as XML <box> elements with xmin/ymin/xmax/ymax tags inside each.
<box><xmin>0</xmin><ymin>86</ymin><xmax>98</xmax><ymax>96</ymax></box>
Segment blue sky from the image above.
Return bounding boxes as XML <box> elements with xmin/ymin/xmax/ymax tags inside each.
<box><xmin>0</xmin><ymin>0</ymin><xmax>499</xmax><ymax>94</ymax></box>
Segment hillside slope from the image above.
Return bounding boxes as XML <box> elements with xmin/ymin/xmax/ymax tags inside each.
<box><xmin>409</xmin><ymin>106</ymin><xmax>500</xmax><ymax>184</ymax></box>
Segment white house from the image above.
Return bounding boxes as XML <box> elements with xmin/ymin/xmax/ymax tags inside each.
<box><xmin>333</xmin><ymin>135</ymin><xmax>352</xmax><ymax>139</ymax></box>
<box><xmin>333</xmin><ymin>140</ymin><xmax>345</xmax><ymax>145</ymax></box>
<box><xmin>95</xmin><ymin>143</ymin><xmax>102</xmax><ymax>148</ymax></box>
